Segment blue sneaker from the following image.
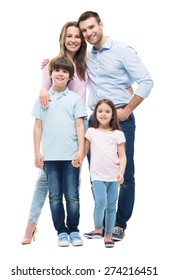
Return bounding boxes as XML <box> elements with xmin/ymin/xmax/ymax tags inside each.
<box><xmin>58</xmin><ymin>232</ymin><xmax>69</xmax><ymax>247</ymax></box>
<box><xmin>70</xmin><ymin>232</ymin><xmax>83</xmax><ymax>246</ymax></box>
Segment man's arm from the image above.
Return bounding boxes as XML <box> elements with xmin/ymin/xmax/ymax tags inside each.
<box><xmin>117</xmin><ymin>95</ymin><xmax>143</xmax><ymax>121</ymax></box>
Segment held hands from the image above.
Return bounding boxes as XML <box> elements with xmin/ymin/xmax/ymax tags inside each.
<box><xmin>71</xmin><ymin>151</ymin><xmax>84</xmax><ymax>168</ymax></box>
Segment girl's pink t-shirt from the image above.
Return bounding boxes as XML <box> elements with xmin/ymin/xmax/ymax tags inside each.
<box><xmin>85</xmin><ymin>127</ymin><xmax>126</xmax><ymax>182</ymax></box>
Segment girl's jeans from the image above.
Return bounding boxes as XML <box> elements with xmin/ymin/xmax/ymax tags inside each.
<box><xmin>92</xmin><ymin>180</ymin><xmax>119</xmax><ymax>236</ymax></box>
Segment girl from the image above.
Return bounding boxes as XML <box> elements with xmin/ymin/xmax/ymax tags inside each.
<box><xmin>73</xmin><ymin>99</ymin><xmax>126</xmax><ymax>248</ymax></box>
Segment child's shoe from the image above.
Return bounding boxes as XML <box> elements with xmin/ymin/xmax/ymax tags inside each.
<box><xmin>84</xmin><ymin>231</ymin><xmax>102</xmax><ymax>239</ymax></box>
<box><xmin>70</xmin><ymin>232</ymin><xmax>83</xmax><ymax>246</ymax></box>
<box><xmin>104</xmin><ymin>238</ymin><xmax>115</xmax><ymax>248</ymax></box>
<box><xmin>58</xmin><ymin>232</ymin><xmax>69</xmax><ymax>247</ymax></box>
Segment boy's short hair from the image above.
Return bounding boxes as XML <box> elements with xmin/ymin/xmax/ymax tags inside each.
<box><xmin>49</xmin><ymin>56</ymin><xmax>74</xmax><ymax>80</ymax></box>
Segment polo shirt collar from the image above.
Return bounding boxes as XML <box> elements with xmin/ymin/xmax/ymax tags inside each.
<box><xmin>49</xmin><ymin>86</ymin><xmax>69</xmax><ymax>96</ymax></box>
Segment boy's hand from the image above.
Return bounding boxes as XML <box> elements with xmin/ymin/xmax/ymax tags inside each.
<box><xmin>35</xmin><ymin>153</ymin><xmax>44</xmax><ymax>169</ymax></box>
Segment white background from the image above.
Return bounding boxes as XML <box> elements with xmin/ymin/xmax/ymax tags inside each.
<box><xmin>0</xmin><ymin>0</ymin><xmax>168</xmax><ymax>279</ymax></box>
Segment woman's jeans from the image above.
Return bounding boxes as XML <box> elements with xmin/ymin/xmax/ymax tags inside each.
<box><xmin>44</xmin><ymin>161</ymin><xmax>80</xmax><ymax>235</ymax></box>
<box><xmin>92</xmin><ymin>181</ymin><xmax>119</xmax><ymax>236</ymax></box>
<box><xmin>89</xmin><ymin>113</ymin><xmax>136</xmax><ymax>230</ymax></box>
<box><xmin>28</xmin><ymin>170</ymin><xmax>48</xmax><ymax>223</ymax></box>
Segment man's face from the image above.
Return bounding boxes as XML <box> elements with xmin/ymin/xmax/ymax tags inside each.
<box><xmin>79</xmin><ymin>17</ymin><xmax>103</xmax><ymax>46</ymax></box>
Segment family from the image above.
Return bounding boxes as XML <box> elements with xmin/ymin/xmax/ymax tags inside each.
<box><xmin>21</xmin><ymin>11</ymin><xmax>153</xmax><ymax>248</ymax></box>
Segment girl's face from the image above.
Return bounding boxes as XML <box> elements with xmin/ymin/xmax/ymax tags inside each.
<box><xmin>96</xmin><ymin>103</ymin><xmax>113</xmax><ymax>128</ymax></box>
<box><xmin>65</xmin><ymin>26</ymin><xmax>82</xmax><ymax>55</ymax></box>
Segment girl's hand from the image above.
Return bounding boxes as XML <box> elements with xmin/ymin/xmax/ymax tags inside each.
<box><xmin>71</xmin><ymin>158</ymin><xmax>81</xmax><ymax>168</ymax></box>
<box><xmin>117</xmin><ymin>174</ymin><xmax>124</xmax><ymax>184</ymax></box>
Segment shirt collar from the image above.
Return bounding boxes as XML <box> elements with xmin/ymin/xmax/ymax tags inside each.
<box><xmin>49</xmin><ymin>86</ymin><xmax>69</xmax><ymax>96</ymax></box>
<box><xmin>91</xmin><ymin>36</ymin><xmax>113</xmax><ymax>53</ymax></box>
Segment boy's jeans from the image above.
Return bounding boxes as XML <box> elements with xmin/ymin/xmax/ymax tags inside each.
<box><xmin>44</xmin><ymin>161</ymin><xmax>80</xmax><ymax>234</ymax></box>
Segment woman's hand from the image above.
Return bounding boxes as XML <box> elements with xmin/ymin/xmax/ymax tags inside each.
<box><xmin>40</xmin><ymin>58</ymin><xmax>50</xmax><ymax>70</ymax></box>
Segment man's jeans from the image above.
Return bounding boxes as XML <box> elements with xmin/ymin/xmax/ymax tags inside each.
<box><xmin>92</xmin><ymin>181</ymin><xmax>119</xmax><ymax>236</ymax></box>
<box><xmin>116</xmin><ymin>113</ymin><xmax>136</xmax><ymax>230</ymax></box>
<box><xmin>44</xmin><ymin>161</ymin><xmax>80</xmax><ymax>234</ymax></box>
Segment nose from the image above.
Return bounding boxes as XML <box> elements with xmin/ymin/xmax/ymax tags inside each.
<box><xmin>57</xmin><ymin>70</ymin><xmax>64</xmax><ymax>75</ymax></box>
<box><xmin>86</xmin><ymin>29</ymin><xmax>93</xmax><ymax>37</ymax></box>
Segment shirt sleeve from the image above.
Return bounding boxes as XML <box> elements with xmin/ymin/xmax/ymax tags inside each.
<box><xmin>74</xmin><ymin>96</ymin><xmax>88</xmax><ymax>119</ymax></box>
<box><xmin>31</xmin><ymin>99</ymin><xmax>43</xmax><ymax>120</ymax></box>
<box><xmin>85</xmin><ymin>128</ymin><xmax>92</xmax><ymax>141</ymax></box>
<box><xmin>121</xmin><ymin>45</ymin><xmax>154</xmax><ymax>98</ymax></box>
<box><xmin>116</xmin><ymin>130</ymin><xmax>126</xmax><ymax>144</ymax></box>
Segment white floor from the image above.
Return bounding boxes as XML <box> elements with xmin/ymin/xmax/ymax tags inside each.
<box><xmin>1</xmin><ymin>154</ymin><xmax>168</xmax><ymax>279</ymax></box>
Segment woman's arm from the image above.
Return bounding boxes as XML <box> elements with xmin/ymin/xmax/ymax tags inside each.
<box><xmin>40</xmin><ymin>61</ymin><xmax>51</xmax><ymax>108</ymax></box>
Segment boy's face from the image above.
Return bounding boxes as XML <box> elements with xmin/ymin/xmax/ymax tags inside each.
<box><xmin>50</xmin><ymin>69</ymin><xmax>70</xmax><ymax>89</ymax></box>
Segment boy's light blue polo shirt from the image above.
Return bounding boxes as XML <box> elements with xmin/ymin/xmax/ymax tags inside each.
<box><xmin>32</xmin><ymin>87</ymin><xmax>87</xmax><ymax>160</ymax></box>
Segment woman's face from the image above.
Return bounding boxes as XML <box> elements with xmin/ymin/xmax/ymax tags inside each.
<box><xmin>65</xmin><ymin>26</ymin><xmax>82</xmax><ymax>55</ymax></box>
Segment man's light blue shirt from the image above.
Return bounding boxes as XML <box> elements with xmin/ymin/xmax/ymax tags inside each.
<box><xmin>87</xmin><ymin>36</ymin><xmax>154</xmax><ymax>110</ymax></box>
<box><xmin>32</xmin><ymin>87</ymin><xmax>87</xmax><ymax>160</ymax></box>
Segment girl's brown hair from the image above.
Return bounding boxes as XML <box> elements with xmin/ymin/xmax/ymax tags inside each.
<box><xmin>92</xmin><ymin>99</ymin><xmax>121</xmax><ymax>130</ymax></box>
<box><xmin>59</xmin><ymin>21</ymin><xmax>87</xmax><ymax>80</ymax></box>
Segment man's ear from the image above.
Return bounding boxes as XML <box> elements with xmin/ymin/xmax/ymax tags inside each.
<box><xmin>99</xmin><ymin>21</ymin><xmax>104</xmax><ymax>29</ymax></box>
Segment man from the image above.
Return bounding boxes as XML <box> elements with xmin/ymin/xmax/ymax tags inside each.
<box><xmin>78</xmin><ymin>11</ymin><xmax>154</xmax><ymax>241</ymax></box>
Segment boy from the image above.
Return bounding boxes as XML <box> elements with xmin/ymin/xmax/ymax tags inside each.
<box><xmin>32</xmin><ymin>56</ymin><xmax>87</xmax><ymax>246</ymax></box>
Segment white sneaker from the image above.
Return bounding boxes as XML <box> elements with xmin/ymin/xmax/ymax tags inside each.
<box><xmin>58</xmin><ymin>232</ymin><xmax>69</xmax><ymax>247</ymax></box>
<box><xmin>70</xmin><ymin>232</ymin><xmax>83</xmax><ymax>246</ymax></box>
